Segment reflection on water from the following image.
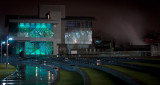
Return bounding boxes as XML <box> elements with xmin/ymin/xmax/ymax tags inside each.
<box><xmin>1</xmin><ymin>65</ymin><xmax>54</xmax><ymax>85</ymax></box>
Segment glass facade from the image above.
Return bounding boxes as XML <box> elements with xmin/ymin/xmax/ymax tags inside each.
<box><xmin>25</xmin><ymin>41</ymin><xmax>53</xmax><ymax>55</ymax></box>
<box><xmin>18</xmin><ymin>23</ymin><xmax>53</xmax><ymax>38</ymax></box>
<box><xmin>65</xmin><ymin>20</ymin><xmax>92</xmax><ymax>44</ymax></box>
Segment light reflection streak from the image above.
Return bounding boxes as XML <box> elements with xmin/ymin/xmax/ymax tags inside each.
<box><xmin>36</xmin><ymin>67</ymin><xmax>37</xmax><ymax>77</ymax></box>
<box><xmin>52</xmin><ymin>74</ymin><xmax>54</xmax><ymax>80</ymax></box>
<box><xmin>48</xmin><ymin>71</ymin><xmax>50</xmax><ymax>80</ymax></box>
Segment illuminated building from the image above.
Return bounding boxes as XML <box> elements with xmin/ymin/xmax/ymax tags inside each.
<box><xmin>7</xmin><ymin>5</ymin><xmax>65</xmax><ymax>56</ymax></box>
<box><xmin>6</xmin><ymin>5</ymin><xmax>94</xmax><ymax>56</ymax></box>
<box><xmin>58</xmin><ymin>17</ymin><xmax>94</xmax><ymax>55</ymax></box>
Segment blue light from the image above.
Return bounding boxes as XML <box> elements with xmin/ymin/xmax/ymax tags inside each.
<box><xmin>95</xmin><ymin>40</ymin><xmax>102</xmax><ymax>44</ymax></box>
<box><xmin>46</xmin><ymin>23</ymin><xmax>51</xmax><ymax>28</ymax></box>
<box><xmin>25</xmin><ymin>23</ymin><xmax>30</xmax><ymax>28</ymax></box>
<box><xmin>31</xmin><ymin>23</ymin><xmax>35</xmax><ymax>28</ymax></box>
<box><xmin>2</xmin><ymin>41</ymin><xmax>5</xmax><ymax>44</ymax></box>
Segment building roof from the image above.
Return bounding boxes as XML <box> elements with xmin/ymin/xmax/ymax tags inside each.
<box><xmin>5</xmin><ymin>15</ymin><xmax>48</xmax><ymax>26</ymax></box>
<box><xmin>62</xmin><ymin>16</ymin><xmax>95</xmax><ymax>20</ymax></box>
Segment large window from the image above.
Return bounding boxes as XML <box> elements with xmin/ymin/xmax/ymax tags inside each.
<box><xmin>65</xmin><ymin>20</ymin><xmax>92</xmax><ymax>44</ymax></box>
<box><xmin>25</xmin><ymin>41</ymin><xmax>53</xmax><ymax>55</ymax></box>
<box><xmin>65</xmin><ymin>30</ymin><xmax>92</xmax><ymax>44</ymax></box>
<box><xmin>18</xmin><ymin>23</ymin><xmax>54</xmax><ymax>38</ymax></box>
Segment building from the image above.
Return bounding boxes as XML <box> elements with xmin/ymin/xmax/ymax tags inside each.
<box><xmin>6</xmin><ymin>5</ymin><xmax>94</xmax><ymax>56</ymax></box>
<box><xmin>6</xmin><ymin>5</ymin><xmax>65</xmax><ymax>56</ymax></box>
<box><xmin>58</xmin><ymin>17</ymin><xmax>94</xmax><ymax>55</ymax></box>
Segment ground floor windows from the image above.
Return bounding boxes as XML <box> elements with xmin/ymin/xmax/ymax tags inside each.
<box><xmin>15</xmin><ymin>41</ymin><xmax>53</xmax><ymax>55</ymax></box>
<box><xmin>25</xmin><ymin>41</ymin><xmax>53</xmax><ymax>55</ymax></box>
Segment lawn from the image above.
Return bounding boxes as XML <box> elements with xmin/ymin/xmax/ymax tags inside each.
<box><xmin>80</xmin><ymin>67</ymin><xmax>127</xmax><ymax>85</ymax></box>
<box><xmin>56</xmin><ymin>70</ymin><xmax>83</xmax><ymax>85</ymax></box>
<box><xmin>103</xmin><ymin>65</ymin><xmax>160</xmax><ymax>85</ymax></box>
<box><xmin>123</xmin><ymin>62</ymin><xmax>160</xmax><ymax>68</ymax></box>
<box><xmin>0</xmin><ymin>64</ymin><xmax>16</xmax><ymax>80</ymax></box>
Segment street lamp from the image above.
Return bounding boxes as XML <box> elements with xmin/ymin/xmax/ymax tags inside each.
<box><xmin>6</xmin><ymin>37</ymin><xmax>13</xmax><ymax>69</ymax></box>
<box><xmin>1</xmin><ymin>40</ymin><xmax>5</xmax><ymax>63</ymax></box>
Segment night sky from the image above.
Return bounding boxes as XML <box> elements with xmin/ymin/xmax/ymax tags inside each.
<box><xmin>0</xmin><ymin>0</ymin><xmax>160</xmax><ymax>45</ymax></box>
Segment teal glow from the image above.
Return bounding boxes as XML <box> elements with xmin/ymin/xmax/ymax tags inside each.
<box><xmin>18</xmin><ymin>23</ymin><xmax>53</xmax><ymax>38</ymax></box>
<box><xmin>19</xmin><ymin>23</ymin><xmax>25</xmax><ymax>28</ymax></box>
<box><xmin>36</xmin><ymin>23</ymin><xmax>41</xmax><ymax>29</ymax></box>
<box><xmin>46</xmin><ymin>23</ymin><xmax>51</xmax><ymax>28</ymax></box>
<box><xmin>41</xmin><ymin>23</ymin><xmax>47</xmax><ymax>28</ymax></box>
<box><xmin>31</xmin><ymin>23</ymin><xmax>35</xmax><ymax>28</ymax></box>
<box><xmin>25</xmin><ymin>41</ymin><xmax>53</xmax><ymax>55</ymax></box>
<box><xmin>16</xmin><ymin>42</ymin><xmax>24</xmax><ymax>54</ymax></box>
<box><xmin>36</xmin><ymin>50</ymin><xmax>41</xmax><ymax>55</ymax></box>
<box><xmin>25</xmin><ymin>23</ymin><xmax>30</xmax><ymax>28</ymax></box>
<box><xmin>19</xmin><ymin>49</ymin><xmax>22</xmax><ymax>52</ymax></box>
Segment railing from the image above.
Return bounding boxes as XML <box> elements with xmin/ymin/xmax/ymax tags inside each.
<box><xmin>59</xmin><ymin>51</ymin><xmax>160</xmax><ymax>57</ymax></box>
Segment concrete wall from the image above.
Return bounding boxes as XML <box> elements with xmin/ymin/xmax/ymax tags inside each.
<box><xmin>39</xmin><ymin>5</ymin><xmax>65</xmax><ymax>19</ymax></box>
<box><xmin>39</xmin><ymin>5</ymin><xmax>65</xmax><ymax>55</ymax></box>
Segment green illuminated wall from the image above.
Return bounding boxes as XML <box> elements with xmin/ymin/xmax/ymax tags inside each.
<box><xmin>18</xmin><ymin>23</ymin><xmax>53</xmax><ymax>38</ymax></box>
<box><xmin>25</xmin><ymin>41</ymin><xmax>53</xmax><ymax>55</ymax></box>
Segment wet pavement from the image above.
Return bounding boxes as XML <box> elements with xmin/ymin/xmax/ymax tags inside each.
<box><xmin>0</xmin><ymin>65</ymin><xmax>54</xmax><ymax>85</ymax></box>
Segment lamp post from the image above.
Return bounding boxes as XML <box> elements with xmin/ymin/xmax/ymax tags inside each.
<box><xmin>6</xmin><ymin>37</ymin><xmax>13</xmax><ymax>69</ymax></box>
<box><xmin>1</xmin><ymin>40</ymin><xmax>5</xmax><ymax>63</ymax></box>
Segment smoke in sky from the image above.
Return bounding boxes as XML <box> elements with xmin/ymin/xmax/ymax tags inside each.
<box><xmin>101</xmin><ymin>7</ymin><xmax>147</xmax><ymax>45</ymax></box>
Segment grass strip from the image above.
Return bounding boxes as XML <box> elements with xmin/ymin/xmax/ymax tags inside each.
<box><xmin>56</xmin><ymin>70</ymin><xmax>83</xmax><ymax>85</ymax></box>
<box><xmin>103</xmin><ymin>65</ymin><xmax>160</xmax><ymax>85</ymax></box>
<box><xmin>0</xmin><ymin>64</ymin><xmax>16</xmax><ymax>80</ymax></box>
<box><xmin>124</xmin><ymin>62</ymin><xmax>160</xmax><ymax>68</ymax></box>
<box><xmin>80</xmin><ymin>67</ymin><xmax>127</xmax><ymax>85</ymax></box>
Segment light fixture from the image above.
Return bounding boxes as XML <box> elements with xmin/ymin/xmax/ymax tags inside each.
<box><xmin>2</xmin><ymin>41</ymin><xmax>5</xmax><ymax>44</ymax></box>
<box><xmin>8</xmin><ymin>37</ymin><xmax>13</xmax><ymax>40</ymax></box>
